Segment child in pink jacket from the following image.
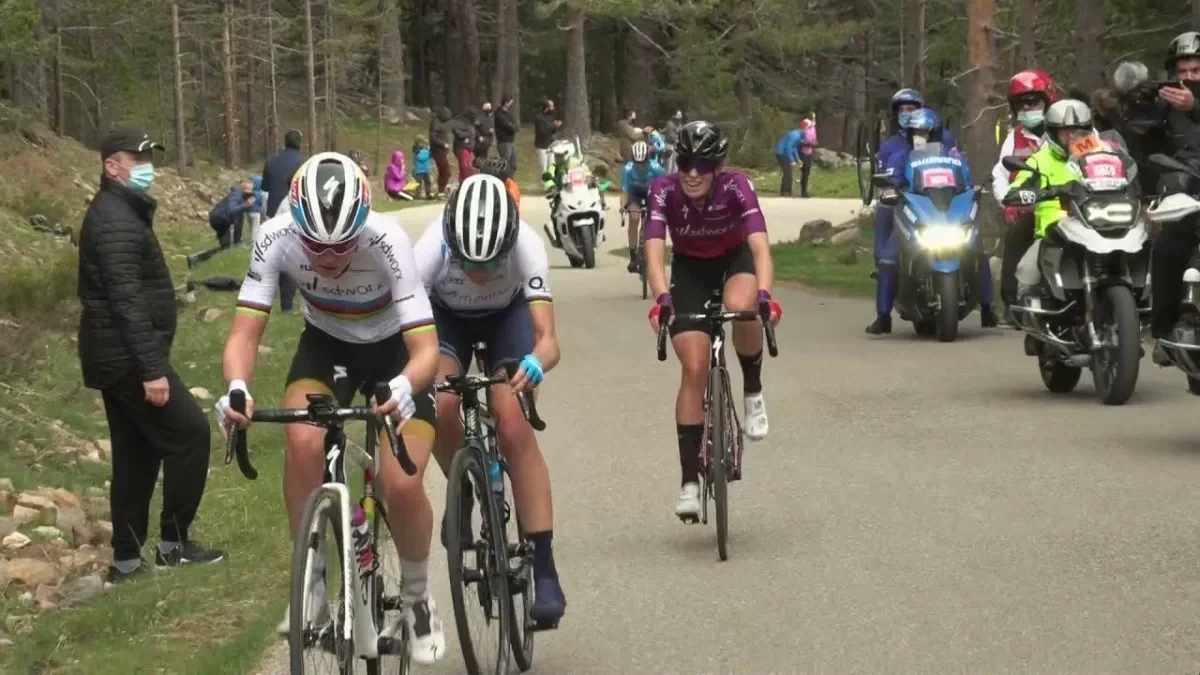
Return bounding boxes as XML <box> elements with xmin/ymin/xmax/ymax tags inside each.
<box><xmin>384</xmin><ymin>149</ymin><xmax>411</xmax><ymax>200</ymax></box>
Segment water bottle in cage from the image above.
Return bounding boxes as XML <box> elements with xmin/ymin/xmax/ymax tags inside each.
<box><xmin>350</xmin><ymin>505</ymin><xmax>377</xmax><ymax>577</ymax></box>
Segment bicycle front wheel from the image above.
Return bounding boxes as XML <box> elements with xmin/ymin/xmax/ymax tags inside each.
<box><xmin>367</xmin><ymin>507</ymin><xmax>410</xmax><ymax>675</ymax></box>
<box><xmin>708</xmin><ymin>367</ymin><xmax>730</xmax><ymax>562</ymax></box>
<box><xmin>290</xmin><ymin>488</ymin><xmax>353</xmax><ymax>674</ymax></box>
<box><xmin>447</xmin><ymin>447</ymin><xmax>512</xmax><ymax>675</ymax></box>
<box><xmin>503</xmin><ymin>465</ymin><xmax>535</xmax><ymax>672</ymax></box>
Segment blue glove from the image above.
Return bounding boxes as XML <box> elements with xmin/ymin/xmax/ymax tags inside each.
<box><xmin>519</xmin><ymin>354</ymin><xmax>544</xmax><ymax>387</ymax></box>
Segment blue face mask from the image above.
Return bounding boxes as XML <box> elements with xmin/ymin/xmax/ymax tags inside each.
<box><xmin>126</xmin><ymin>163</ymin><xmax>155</xmax><ymax>192</ymax></box>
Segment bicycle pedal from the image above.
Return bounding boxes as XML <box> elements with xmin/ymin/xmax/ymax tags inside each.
<box><xmin>531</xmin><ymin>618</ymin><xmax>561</xmax><ymax>632</ymax></box>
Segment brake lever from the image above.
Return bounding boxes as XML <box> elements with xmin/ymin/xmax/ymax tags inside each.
<box><xmin>373</xmin><ymin>382</ymin><xmax>416</xmax><ymax>476</ymax></box>
<box><xmin>226</xmin><ymin>390</ymin><xmax>258</xmax><ymax>480</ymax></box>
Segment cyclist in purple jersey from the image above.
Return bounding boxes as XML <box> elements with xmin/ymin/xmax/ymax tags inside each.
<box><xmin>644</xmin><ymin>121</ymin><xmax>783</xmax><ymax>521</ymax></box>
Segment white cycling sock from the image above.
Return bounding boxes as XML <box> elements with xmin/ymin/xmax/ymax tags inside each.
<box><xmin>400</xmin><ymin>557</ymin><xmax>429</xmax><ymax>604</ymax></box>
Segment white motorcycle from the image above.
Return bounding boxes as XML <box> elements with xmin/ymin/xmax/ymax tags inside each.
<box><xmin>543</xmin><ymin>164</ymin><xmax>606</xmax><ymax>269</ymax></box>
<box><xmin>1145</xmin><ymin>153</ymin><xmax>1200</xmax><ymax>394</ymax></box>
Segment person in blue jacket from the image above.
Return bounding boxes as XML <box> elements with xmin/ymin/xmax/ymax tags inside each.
<box><xmin>620</xmin><ymin>140</ymin><xmax>665</xmax><ymax>273</ymax></box>
<box><xmin>868</xmin><ymin>108</ymin><xmax>995</xmax><ymax>334</ymax></box>
<box><xmin>775</xmin><ymin>123</ymin><xmax>806</xmax><ymax>196</ymax></box>
<box><xmin>208</xmin><ymin>179</ymin><xmax>258</xmax><ymax>249</ymax></box>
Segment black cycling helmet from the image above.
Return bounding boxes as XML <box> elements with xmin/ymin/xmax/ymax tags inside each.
<box><xmin>473</xmin><ymin>156</ymin><xmax>513</xmax><ymax>181</ymax></box>
<box><xmin>1166</xmin><ymin>32</ymin><xmax>1200</xmax><ymax>74</ymax></box>
<box><xmin>675</xmin><ymin>120</ymin><xmax>728</xmax><ymax>162</ymax></box>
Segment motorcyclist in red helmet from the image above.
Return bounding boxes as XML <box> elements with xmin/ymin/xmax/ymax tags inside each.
<box><xmin>992</xmin><ymin>69</ymin><xmax>1060</xmax><ymax>323</ymax></box>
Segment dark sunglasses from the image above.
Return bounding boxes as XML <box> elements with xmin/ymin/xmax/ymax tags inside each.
<box><xmin>677</xmin><ymin>156</ymin><xmax>721</xmax><ymax>174</ymax></box>
<box><xmin>298</xmin><ymin>234</ymin><xmax>359</xmax><ymax>257</ymax></box>
<box><xmin>462</xmin><ymin>256</ymin><xmax>506</xmax><ymax>273</ymax></box>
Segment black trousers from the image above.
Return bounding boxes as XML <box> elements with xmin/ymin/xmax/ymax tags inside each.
<box><xmin>1000</xmin><ymin>217</ymin><xmax>1036</xmax><ymax>305</ymax></box>
<box><xmin>216</xmin><ymin>216</ymin><xmax>244</xmax><ymax>247</ymax></box>
<box><xmin>777</xmin><ymin>155</ymin><xmax>793</xmax><ymax>196</ymax></box>
<box><xmin>497</xmin><ymin>142</ymin><xmax>517</xmax><ymax>172</ymax></box>
<box><xmin>1151</xmin><ymin>221</ymin><xmax>1200</xmax><ymax>338</ymax></box>
<box><xmin>100</xmin><ymin>367</ymin><xmax>211</xmax><ymax>562</ymax></box>
<box><xmin>799</xmin><ymin>155</ymin><xmax>813</xmax><ymax>197</ymax></box>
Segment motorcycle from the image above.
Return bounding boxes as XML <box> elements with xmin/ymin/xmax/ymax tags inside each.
<box><xmin>1000</xmin><ymin>136</ymin><xmax>1150</xmax><ymax>405</ymax></box>
<box><xmin>1144</xmin><ymin>153</ymin><xmax>1200</xmax><ymax>395</ymax></box>
<box><xmin>543</xmin><ymin>164</ymin><xmax>606</xmax><ymax>269</ymax></box>
<box><xmin>870</xmin><ymin>143</ymin><xmax>985</xmax><ymax>342</ymax></box>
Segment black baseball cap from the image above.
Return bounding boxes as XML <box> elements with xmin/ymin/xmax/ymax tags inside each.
<box><xmin>101</xmin><ymin>125</ymin><xmax>165</xmax><ymax>160</ymax></box>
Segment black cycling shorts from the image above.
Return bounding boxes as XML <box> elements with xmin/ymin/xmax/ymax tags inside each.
<box><xmin>668</xmin><ymin>242</ymin><xmax>756</xmax><ymax>337</ymax></box>
<box><xmin>285</xmin><ymin>323</ymin><xmax>436</xmax><ymax>440</ymax></box>
<box><xmin>432</xmin><ymin>297</ymin><xmax>535</xmax><ymax>376</ymax></box>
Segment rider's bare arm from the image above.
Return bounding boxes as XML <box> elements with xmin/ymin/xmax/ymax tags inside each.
<box><xmin>223</xmin><ymin>312</ymin><xmax>268</xmax><ymax>387</ymax></box>
<box><xmin>529</xmin><ymin>301</ymin><xmax>560</xmax><ymax>372</ymax></box>
<box><xmin>747</xmin><ymin>232</ymin><xmax>775</xmax><ymax>294</ymax></box>
<box><xmin>400</xmin><ymin>327</ymin><xmax>440</xmax><ymax>393</ymax></box>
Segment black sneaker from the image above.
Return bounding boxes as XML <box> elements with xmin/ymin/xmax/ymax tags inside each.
<box><xmin>865</xmin><ymin>314</ymin><xmax>892</xmax><ymax>335</ymax></box>
<box><xmin>105</xmin><ymin>560</ymin><xmax>147</xmax><ymax>585</ymax></box>
<box><xmin>1153</xmin><ymin>341</ymin><xmax>1175</xmax><ymax>367</ymax></box>
<box><xmin>155</xmin><ymin>540</ymin><xmax>226</xmax><ymax>568</ymax></box>
<box><xmin>981</xmin><ymin>306</ymin><xmax>998</xmax><ymax>328</ymax></box>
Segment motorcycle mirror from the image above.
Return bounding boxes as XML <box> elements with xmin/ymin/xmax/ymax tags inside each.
<box><xmin>1001</xmin><ymin>156</ymin><xmax>1034</xmax><ymax>174</ymax></box>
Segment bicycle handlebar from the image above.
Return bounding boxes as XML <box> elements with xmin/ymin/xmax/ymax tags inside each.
<box><xmin>224</xmin><ymin>382</ymin><xmax>416</xmax><ymax>480</ymax></box>
<box><xmin>655</xmin><ymin>306</ymin><xmax>779</xmax><ymax>361</ymax></box>
<box><xmin>435</xmin><ymin>374</ymin><xmax>547</xmax><ymax>432</ymax></box>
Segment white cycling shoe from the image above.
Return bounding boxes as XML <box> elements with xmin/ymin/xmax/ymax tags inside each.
<box><xmin>276</xmin><ymin>574</ymin><xmax>329</xmax><ymax>635</ymax></box>
<box><xmin>744</xmin><ymin>393</ymin><xmax>769</xmax><ymax>441</ymax></box>
<box><xmin>404</xmin><ymin>594</ymin><xmax>447</xmax><ymax>664</ymax></box>
<box><xmin>674</xmin><ymin>482</ymin><xmax>701</xmax><ymax>522</ymax></box>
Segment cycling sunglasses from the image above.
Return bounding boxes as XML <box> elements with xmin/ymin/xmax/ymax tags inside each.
<box><xmin>298</xmin><ymin>233</ymin><xmax>359</xmax><ymax>257</ymax></box>
<box><xmin>677</xmin><ymin>156</ymin><xmax>722</xmax><ymax>174</ymax></box>
<box><xmin>462</xmin><ymin>255</ymin><xmax>507</xmax><ymax>273</ymax></box>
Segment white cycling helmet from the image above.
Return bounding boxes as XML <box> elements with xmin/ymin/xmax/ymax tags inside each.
<box><xmin>443</xmin><ymin>173</ymin><xmax>519</xmax><ymax>263</ymax></box>
<box><xmin>289</xmin><ymin>152</ymin><xmax>371</xmax><ymax>246</ymax></box>
<box><xmin>631</xmin><ymin>141</ymin><xmax>649</xmax><ymax>162</ymax></box>
<box><xmin>549</xmin><ymin>139</ymin><xmax>575</xmax><ymax>160</ymax></box>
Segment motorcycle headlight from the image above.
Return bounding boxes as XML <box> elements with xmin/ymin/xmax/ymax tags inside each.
<box><xmin>918</xmin><ymin>224</ymin><xmax>967</xmax><ymax>251</ymax></box>
<box><xmin>1084</xmin><ymin>202</ymin><xmax>1134</xmax><ymax>226</ymax></box>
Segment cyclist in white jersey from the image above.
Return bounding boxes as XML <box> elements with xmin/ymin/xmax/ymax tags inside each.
<box><xmin>216</xmin><ymin>153</ymin><xmax>447</xmax><ymax>664</ymax></box>
<box><xmin>413</xmin><ymin>173</ymin><xmax>567</xmax><ymax>627</ymax></box>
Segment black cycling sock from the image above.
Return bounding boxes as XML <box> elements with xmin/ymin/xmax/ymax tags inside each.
<box><xmin>528</xmin><ymin>530</ymin><xmax>557</xmax><ymax>579</ymax></box>
<box><xmin>738</xmin><ymin>350</ymin><xmax>764</xmax><ymax>395</ymax></box>
<box><xmin>677</xmin><ymin>424</ymin><xmax>703</xmax><ymax>486</ymax></box>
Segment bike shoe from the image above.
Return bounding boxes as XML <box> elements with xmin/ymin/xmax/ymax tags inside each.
<box><xmin>675</xmin><ymin>482</ymin><xmax>701</xmax><ymax>523</ymax></box>
<box><xmin>530</xmin><ymin>576</ymin><xmax>567</xmax><ymax>630</ymax></box>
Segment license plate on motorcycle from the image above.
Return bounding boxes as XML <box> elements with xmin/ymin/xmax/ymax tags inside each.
<box><xmin>567</xmin><ymin>167</ymin><xmax>587</xmax><ymax>186</ymax></box>
<box><xmin>920</xmin><ymin>168</ymin><xmax>956</xmax><ymax>190</ymax></box>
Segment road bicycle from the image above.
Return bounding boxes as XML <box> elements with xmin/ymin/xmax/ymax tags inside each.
<box><xmin>227</xmin><ymin>382</ymin><xmax>416</xmax><ymax>674</ymax></box>
<box><xmin>439</xmin><ymin>342</ymin><xmax>547</xmax><ymax>675</ymax></box>
<box><xmin>620</xmin><ymin>196</ymin><xmax>650</xmax><ymax>299</ymax></box>
<box><xmin>656</xmin><ymin>288</ymin><xmax>779</xmax><ymax>560</ymax></box>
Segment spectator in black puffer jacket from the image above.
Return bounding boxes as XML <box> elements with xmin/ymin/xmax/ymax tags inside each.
<box><xmin>78</xmin><ymin>125</ymin><xmax>224</xmax><ymax>585</ymax></box>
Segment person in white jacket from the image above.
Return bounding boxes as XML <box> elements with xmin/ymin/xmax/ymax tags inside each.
<box><xmin>993</xmin><ymin>69</ymin><xmax>1061</xmax><ymax>320</ymax></box>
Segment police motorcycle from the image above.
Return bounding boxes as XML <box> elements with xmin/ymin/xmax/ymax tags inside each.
<box><xmin>1144</xmin><ymin>153</ymin><xmax>1200</xmax><ymax>395</ymax></box>
<box><xmin>869</xmin><ymin>143</ymin><xmax>985</xmax><ymax>342</ymax></box>
<box><xmin>543</xmin><ymin>137</ymin><xmax>607</xmax><ymax>269</ymax></box>
<box><xmin>1000</xmin><ymin>132</ymin><xmax>1150</xmax><ymax>405</ymax></box>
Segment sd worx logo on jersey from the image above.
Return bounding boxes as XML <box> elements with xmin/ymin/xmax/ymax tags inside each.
<box><xmin>368</xmin><ymin>233</ymin><xmax>404</xmax><ymax>280</ymax></box>
<box><xmin>253</xmin><ymin>227</ymin><xmax>289</xmax><ymax>263</ymax></box>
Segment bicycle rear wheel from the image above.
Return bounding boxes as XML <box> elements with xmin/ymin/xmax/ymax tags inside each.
<box><xmin>367</xmin><ymin>507</ymin><xmax>410</xmax><ymax>674</ymax></box>
<box><xmin>290</xmin><ymin>488</ymin><xmax>353</xmax><ymax>674</ymax></box>
<box><xmin>708</xmin><ymin>367</ymin><xmax>730</xmax><ymax>562</ymax></box>
<box><xmin>447</xmin><ymin>447</ymin><xmax>512</xmax><ymax>675</ymax></box>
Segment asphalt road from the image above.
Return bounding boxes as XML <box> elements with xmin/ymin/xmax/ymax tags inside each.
<box><xmin>254</xmin><ymin>195</ymin><xmax>1200</xmax><ymax>674</ymax></box>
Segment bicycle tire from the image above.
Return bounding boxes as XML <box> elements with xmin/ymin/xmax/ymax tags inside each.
<box><xmin>639</xmin><ymin>213</ymin><xmax>648</xmax><ymax>300</ymax></box>
<box><xmin>708</xmin><ymin>367</ymin><xmax>730</xmax><ymax>562</ymax></box>
<box><xmin>366</xmin><ymin>507</ymin><xmax>410</xmax><ymax>675</ymax></box>
<box><xmin>504</xmin><ymin>465</ymin><xmax>535</xmax><ymax>671</ymax></box>
<box><xmin>290</xmin><ymin>487</ymin><xmax>353</xmax><ymax>674</ymax></box>
<box><xmin>447</xmin><ymin>447</ymin><xmax>512</xmax><ymax>675</ymax></box>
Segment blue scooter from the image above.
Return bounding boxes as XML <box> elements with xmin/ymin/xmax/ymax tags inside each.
<box><xmin>871</xmin><ymin>143</ymin><xmax>984</xmax><ymax>342</ymax></box>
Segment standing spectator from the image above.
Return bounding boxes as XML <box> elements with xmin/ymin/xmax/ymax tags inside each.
<box><xmin>429</xmin><ymin>107</ymin><xmax>453</xmax><ymax>197</ymax></box>
<box><xmin>77</xmin><ymin>125</ymin><xmax>223</xmax><ymax>584</ymax></box>
<box><xmin>495</xmin><ymin>94</ymin><xmax>518</xmax><ymax>171</ymax></box>
<box><xmin>412</xmin><ymin>135</ymin><xmax>433</xmax><ymax>199</ymax></box>
<box><xmin>246</xmin><ymin>175</ymin><xmax>265</xmax><ymax>241</ymax></box>
<box><xmin>663</xmin><ymin>109</ymin><xmax>683</xmax><ymax>173</ymax></box>
<box><xmin>384</xmin><ymin>149</ymin><xmax>411</xmax><ymax>200</ymax></box>
<box><xmin>348</xmin><ymin>149</ymin><xmax>371</xmax><ymax>177</ymax></box>
<box><xmin>617</xmin><ymin>109</ymin><xmax>645</xmax><ymax>162</ymax></box>
<box><xmin>208</xmin><ymin>180</ymin><xmax>256</xmax><ymax>249</ymax></box>
<box><xmin>454</xmin><ymin>107</ymin><xmax>479</xmax><ymax>182</ymax></box>
<box><xmin>798</xmin><ymin>115</ymin><xmax>818</xmax><ymax>198</ymax></box>
<box><xmin>774</xmin><ymin>121</ymin><xmax>805</xmax><ymax>196</ymax></box>
<box><xmin>476</xmin><ymin>101</ymin><xmax>495</xmax><ymax>158</ymax></box>
<box><xmin>534</xmin><ymin>99</ymin><xmax>562</xmax><ymax>177</ymax></box>
<box><xmin>262</xmin><ymin>128</ymin><xmax>306</xmax><ymax>312</ymax></box>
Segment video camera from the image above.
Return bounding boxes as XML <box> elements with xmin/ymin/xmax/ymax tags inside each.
<box><xmin>1112</xmin><ymin>61</ymin><xmax>1171</xmax><ymax>130</ymax></box>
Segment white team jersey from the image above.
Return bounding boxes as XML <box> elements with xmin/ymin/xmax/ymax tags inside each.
<box><xmin>413</xmin><ymin>217</ymin><xmax>553</xmax><ymax>317</ymax></box>
<box><xmin>236</xmin><ymin>211</ymin><xmax>435</xmax><ymax>344</ymax></box>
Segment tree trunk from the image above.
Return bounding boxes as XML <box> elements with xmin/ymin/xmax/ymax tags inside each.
<box><xmin>221</xmin><ymin>0</ymin><xmax>237</xmax><ymax>168</ymax></box>
<box><xmin>267</xmin><ymin>0</ymin><xmax>280</xmax><ymax>149</ymax></box>
<box><xmin>460</xmin><ymin>0</ymin><xmax>480</xmax><ymax>111</ymax></box>
<box><xmin>597</xmin><ymin>26</ymin><xmax>619</xmax><ymax>132</ymax></box>
<box><xmin>490</xmin><ymin>0</ymin><xmax>509</xmax><ymax>103</ymax></box>
<box><xmin>1073</xmin><ymin>0</ymin><xmax>1104</xmax><ymax>93</ymax></box>
<box><xmin>52</xmin><ymin>0</ymin><xmax>64</xmax><ymax>135</ymax></box>
<box><xmin>564</xmin><ymin>5</ymin><xmax>590</xmax><ymax>141</ymax></box>
<box><xmin>304</xmin><ymin>0</ymin><xmax>318</xmax><ymax>151</ymax></box>
<box><xmin>325</xmin><ymin>0</ymin><xmax>338</xmax><ymax>151</ymax></box>
<box><xmin>621</xmin><ymin>20</ymin><xmax>657</xmax><ymax>119</ymax></box>
<box><xmin>904</xmin><ymin>0</ymin><xmax>926</xmax><ymax>91</ymax></box>
<box><xmin>1018</xmin><ymin>0</ymin><xmax>1037</xmax><ymax>68</ymax></box>
<box><xmin>380</xmin><ymin>0</ymin><xmax>405</xmax><ymax>121</ymax></box>
<box><xmin>1194</xmin><ymin>0</ymin><xmax>1200</xmax><ymax>31</ymax></box>
<box><xmin>170</xmin><ymin>2</ymin><xmax>187</xmax><ymax>169</ymax></box>
<box><xmin>735</xmin><ymin>61</ymin><xmax>753</xmax><ymax>153</ymax></box>
<box><xmin>965</xmin><ymin>0</ymin><xmax>998</xmax><ymax>203</ymax></box>
<box><xmin>504</xmin><ymin>0</ymin><xmax>520</xmax><ymax>126</ymax></box>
